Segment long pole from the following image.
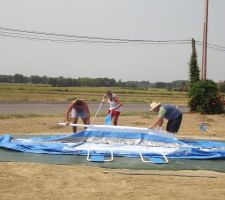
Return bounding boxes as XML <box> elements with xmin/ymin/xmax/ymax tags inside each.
<box><xmin>202</xmin><ymin>0</ymin><xmax>209</xmax><ymax>80</ymax></box>
<box><xmin>201</xmin><ymin>23</ymin><xmax>205</xmax><ymax>80</ymax></box>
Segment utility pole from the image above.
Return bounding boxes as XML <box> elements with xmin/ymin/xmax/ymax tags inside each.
<box><xmin>202</xmin><ymin>0</ymin><xmax>209</xmax><ymax>80</ymax></box>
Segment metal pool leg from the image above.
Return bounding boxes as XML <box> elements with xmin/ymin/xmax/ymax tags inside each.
<box><xmin>87</xmin><ymin>150</ymin><xmax>114</xmax><ymax>162</ymax></box>
<box><xmin>138</xmin><ymin>151</ymin><xmax>169</xmax><ymax>164</ymax></box>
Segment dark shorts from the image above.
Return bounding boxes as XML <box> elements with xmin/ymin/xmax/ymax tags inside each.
<box><xmin>166</xmin><ymin>114</ymin><xmax>182</xmax><ymax>134</ymax></box>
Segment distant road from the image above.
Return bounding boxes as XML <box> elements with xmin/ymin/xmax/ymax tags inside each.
<box><xmin>0</xmin><ymin>103</ymin><xmax>190</xmax><ymax>115</ymax></box>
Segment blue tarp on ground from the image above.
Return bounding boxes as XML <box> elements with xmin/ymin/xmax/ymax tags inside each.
<box><xmin>0</xmin><ymin>125</ymin><xmax>225</xmax><ymax>160</ymax></box>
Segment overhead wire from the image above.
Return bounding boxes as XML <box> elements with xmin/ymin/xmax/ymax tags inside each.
<box><xmin>0</xmin><ymin>26</ymin><xmax>225</xmax><ymax>52</ymax></box>
<box><xmin>196</xmin><ymin>40</ymin><xmax>225</xmax><ymax>52</ymax></box>
<box><xmin>0</xmin><ymin>26</ymin><xmax>191</xmax><ymax>44</ymax></box>
<box><xmin>0</xmin><ymin>26</ymin><xmax>192</xmax><ymax>45</ymax></box>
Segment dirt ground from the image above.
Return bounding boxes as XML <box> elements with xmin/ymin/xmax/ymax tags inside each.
<box><xmin>1</xmin><ymin>113</ymin><xmax>225</xmax><ymax>139</ymax></box>
<box><xmin>0</xmin><ymin>114</ymin><xmax>225</xmax><ymax>200</ymax></box>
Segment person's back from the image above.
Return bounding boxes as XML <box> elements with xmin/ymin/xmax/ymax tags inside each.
<box><xmin>65</xmin><ymin>99</ymin><xmax>90</xmax><ymax>133</ymax></box>
<box><xmin>149</xmin><ymin>102</ymin><xmax>182</xmax><ymax>134</ymax></box>
<box><xmin>160</xmin><ymin>104</ymin><xmax>182</xmax><ymax>120</ymax></box>
<box><xmin>73</xmin><ymin>100</ymin><xmax>85</xmax><ymax>113</ymax></box>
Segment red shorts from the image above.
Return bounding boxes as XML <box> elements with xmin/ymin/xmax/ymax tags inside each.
<box><xmin>108</xmin><ymin>110</ymin><xmax>120</xmax><ymax>118</ymax></box>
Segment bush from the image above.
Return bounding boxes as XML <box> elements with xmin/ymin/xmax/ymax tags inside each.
<box><xmin>188</xmin><ymin>80</ymin><xmax>224</xmax><ymax>114</ymax></box>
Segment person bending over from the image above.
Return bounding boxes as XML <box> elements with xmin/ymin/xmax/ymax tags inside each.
<box><xmin>148</xmin><ymin>102</ymin><xmax>182</xmax><ymax>134</ymax></box>
<box><xmin>65</xmin><ymin>99</ymin><xmax>90</xmax><ymax>133</ymax></box>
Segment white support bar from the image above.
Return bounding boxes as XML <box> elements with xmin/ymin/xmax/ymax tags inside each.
<box><xmin>87</xmin><ymin>149</ymin><xmax>114</xmax><ymax>162</ymax></box>
<box><xmin>58</xmin><ymin>122</ymin><xmax>175</xmax><ymax>139</ymax></box>
<box><xmin>58</xmin><ymin>122</ymin><xmax>90</xmax><ymax>128</ymax></box>
<box><xmin>138</xmin><ymin>151</ymin><xmax>169</xmax><ymax>164</ymax></box>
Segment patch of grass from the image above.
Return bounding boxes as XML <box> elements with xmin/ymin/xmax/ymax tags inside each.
<box><xmin>0</xmin><ymin>114</ymin><xmax>54</xmax><ymax>119</ymax></box>
<box><xmin>120</xmin><ymin>112</ymin><xmax>147</xmax><ymax>116</ymax></box>
<box><xmin>0</xmin><ymin>83</ymin><xmax>189</xmax><ymax>104</ymax></box>
<box><xmin>132</xmin><ymin>121</ymin><xmax>146</xmax><ymax>126</ymax></box>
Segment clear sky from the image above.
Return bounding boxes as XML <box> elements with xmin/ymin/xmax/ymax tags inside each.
<box><xmin>0</xmin><ymin>0</ymin><xmax>225</xmax><ymax>82</ymax></box>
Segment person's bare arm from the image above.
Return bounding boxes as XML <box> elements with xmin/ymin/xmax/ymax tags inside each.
<box><xmin>149</xmin><ymin>117</ymin><xmax>163</xmax><ymax>129</ymax></box>
<box><xmin>101</xmin><ymin>94</ymin><xmax>107</xmax><ymax>103</ymax></box>
<box><xmin>65</xmin><ymin>100</ymin><xmax>76</xmax><ymax>124</ymax></box>
<box><xmin>113</xmin><ymin>96</ymin><xmax>123</xmax><ymax>110</ymax></box>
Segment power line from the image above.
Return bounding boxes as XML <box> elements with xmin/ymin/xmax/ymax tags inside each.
<box><xmin>0</xmin><ymin>26</ymin><xmax>191</xmax><ymax>44</ymax></box>
<box><xmin>0</xmin><ymin>26</ymin><xmax>192</xmax><ymax>45</ymax></box>
<box><xmin>196</xmin><ymin>40</ymin><xmax>225</xmax><ymax>52</ymax></box>
<box><xmin>0</xmin><ymin>26</ymin><xmax>225</xmax><ymax>52</ymax></box>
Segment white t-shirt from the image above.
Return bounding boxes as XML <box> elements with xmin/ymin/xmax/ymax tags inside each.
<box><xmin>108</xmin><ymin>94</ymin><xmax>122</xmax><ymax>112</ymax></box>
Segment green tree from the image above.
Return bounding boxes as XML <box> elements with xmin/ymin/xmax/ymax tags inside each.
<box><xmin>218</xmin><ymin>81</ymin><xmax>225</xmax><ymax>93</ymax></box>
<box><xmin>155</xmin><ymin>82</ymin><xmax>166</xmax><ymax>89</ymax></box>
<box><xmin>30</xmin><ymin>75</ymin><xmax>42</xmax><ymax>84</ymax></box>
<box><xmin>188</xmin><ymin>80</ymin><xmax>224</xmax><ymax>114</ymax></box>
<box><xmin>13</xmin><ymin>74</ymin><xmax>29</xmax><ymax>83</ymax></box>
<box><xmin>189</xmin><ymin>38</ymin><xmax>200</xmax><ymax>85</ymax></box>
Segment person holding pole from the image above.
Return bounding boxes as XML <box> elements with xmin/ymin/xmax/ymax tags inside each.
<box><xmin>65</xmin><ymin>99</ymin><xmax>90</xmax><ymax>133</ymax></box>
<box><xmin>102</xmin><ymin>90</ymin><xmax>123</xmax><ymax>126</ymax></box>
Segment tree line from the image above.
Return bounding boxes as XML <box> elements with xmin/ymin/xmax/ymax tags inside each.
<box><xmin>0</xmin><ymin>74</ymin><xmax>189</xmax><ymax>90</ymax></box>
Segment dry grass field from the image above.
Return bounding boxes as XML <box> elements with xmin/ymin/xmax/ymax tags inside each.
<box><xmin>0</xmin><ymin>113</ymin><xmax>225</xmax><ymax>200</ymax></box>
<box><xmin>0</xmin><ymin>83</ymin><xmax>189</xmax><ymax>104</ymax></box>
<box><xmin>1</xmin><ymin>113</ymin><xmax>225</xmax><ymax>139</ymax></box>
<box><xmin>0</xmin><ymin>83</ymin><xmax>225</xmax><ymax>200</ymax></box>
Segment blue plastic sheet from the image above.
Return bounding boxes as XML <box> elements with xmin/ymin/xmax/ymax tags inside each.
<box><xmin>0</xmin><ymin>128</ymin><xmax>225</xmax><ymax>160</ymax></box>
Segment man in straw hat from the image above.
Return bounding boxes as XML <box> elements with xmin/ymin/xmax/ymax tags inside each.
<box><xmin>148</xmin><ymin>102</ymin><xmax>182</xmax><ymax>134</ymax></box>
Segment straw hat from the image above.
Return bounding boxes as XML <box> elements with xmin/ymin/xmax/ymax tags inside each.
<box><xmin>149</xmin><ymin>102</ymin><xmax>161</xmax><ymax>111</ymax></box>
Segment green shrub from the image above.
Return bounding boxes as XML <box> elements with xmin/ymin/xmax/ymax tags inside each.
<box><xmin>188</xmin><ymin>80</ymin><xmax>224</xmax><ymax>114</ymax></box>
